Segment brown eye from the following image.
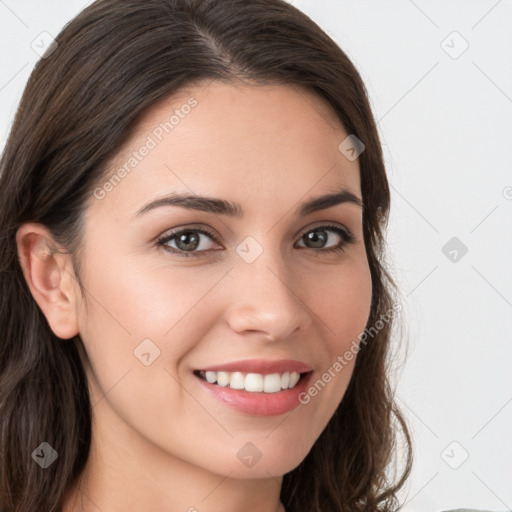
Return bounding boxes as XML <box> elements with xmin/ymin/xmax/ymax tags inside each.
<box><xmin>295</xmin><ymin>225</ymin><xmax>355</xmax><ymax>253</ymax></box>
<box><xmin>156</xmin><ymin>227</ymin><xmax>222</xmax><ymax>257</ymax></box>
<box><xmin>302</xmin><ymin>229</ymin><xmax>328</xmax><ymax>249</ymax></box>
<box><xmin>174</xmin><ymin>231</ymin><xmax>201</xmax><ymax>251</ymax></box>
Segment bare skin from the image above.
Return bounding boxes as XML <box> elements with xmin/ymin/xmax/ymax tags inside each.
<box><xmin>17</xmin><ymin>81</ymin><xmax>372</xmax><ymax>512</ymax></box>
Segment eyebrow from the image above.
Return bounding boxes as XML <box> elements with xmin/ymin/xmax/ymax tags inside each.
<box><xmin>133</xmin><ymin>188</ymin><xmax>363</xmax><ymax>219</ymax></box>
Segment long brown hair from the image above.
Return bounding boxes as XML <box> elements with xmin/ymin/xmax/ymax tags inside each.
<box><xmin>0</xmin><ymin>1</ymin><xmax>412</xmax><ymax>510</ymax></box>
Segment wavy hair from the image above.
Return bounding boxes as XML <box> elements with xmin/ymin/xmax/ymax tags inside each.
<box><xmin>0</xmin><ymin>1</ymin><xmax>412</xmax><ymax>510</ymax></box>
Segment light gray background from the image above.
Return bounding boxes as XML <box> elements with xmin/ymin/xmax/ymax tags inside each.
<box><xmin>1</xmin><ymin>0</ymin><xmax>511</xmax><ymax>510</ymax></box>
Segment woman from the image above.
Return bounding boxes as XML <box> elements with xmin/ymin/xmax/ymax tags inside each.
<box><xmin>0</xmin><ymin>0</ymin><xmax>412</xmax><ymax>510</ymax></box>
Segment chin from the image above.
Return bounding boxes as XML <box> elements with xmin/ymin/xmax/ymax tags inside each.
<box><xmin>220</xmin><ymin>434</ymin><xmax>314</xmax><ymax>479</ymax></box>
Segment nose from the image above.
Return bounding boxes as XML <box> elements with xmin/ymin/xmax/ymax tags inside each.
<box><xmin>224</xmin><ymin>253</ymin><xmax>313</xmax><ymax>342</ymax></box>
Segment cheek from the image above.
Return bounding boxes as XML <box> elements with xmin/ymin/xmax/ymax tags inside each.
<box><xmin>75</xmin><ymin>250</ymin><xmax>235</xmax><ymax>411</ymax></box>
<box><xmin>75</xmin><ymin>253</ymin><xmax>227</xmax><ymax>428</ymax></box>
<box><xmin>78</xmin><ymin>246</ymin><xmax>227</xmax><ymax>341</ymax></box>
<box><xmin>295</xmin><ymin>257</ymin><xmax>371</xmax><ymax>437</ymax></box>
<box><xmin>307</xmin><ymin>256</ymin><xmax>372</xmax><ymax>351</ymax></box>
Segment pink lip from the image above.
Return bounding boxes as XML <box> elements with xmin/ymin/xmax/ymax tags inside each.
<box><xmin>196</xmin><ymin>359</ymin><xmax>313</xmax><ymax>375</ymax></box>
<box><xmin>195</xmin><ymin>370</ymin><xmax>313</xmax><ymax>416</ymax></box>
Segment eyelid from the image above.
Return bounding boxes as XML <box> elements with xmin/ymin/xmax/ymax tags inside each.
<box><xmin>292</xmin><ymin>221</ymin><xmax>354</xmax><ymax>242</ymax></box>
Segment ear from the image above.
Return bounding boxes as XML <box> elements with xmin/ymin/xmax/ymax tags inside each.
<box><xmin>16</xmin><ymin>223</ymin><xmax>80</xmax><ymax>340</ymax></box>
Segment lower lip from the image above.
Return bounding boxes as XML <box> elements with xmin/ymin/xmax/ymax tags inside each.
<box><xmin>195</xmin><ymin>372</ymin><xmax>313</xmax><ymax>416</ymax></box>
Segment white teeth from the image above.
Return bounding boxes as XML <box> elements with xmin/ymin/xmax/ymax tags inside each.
<box><xmin>198</xmin><ymin>370</ymin><xmax>303</xmax><ymax>393</ymax></box>
<box><xmin>216</xmin><ymin>371</ymin><xmax>230</xmax><ymax>387</ymax></box>
<box><xmin>205</xmin><ymin>371</ymin><xmax>217</xmax><ymax>384</ymax></box>
<box><xmin>263</xmin><ymin>373</ymin><xmax>282</xmax><ymax>393</ymax></box>
<box><xmin>289</xmin><ymin>371</ymin><xmax>300</xmax><ymax>388</ymax></box>
<box><xmin>229</xmin><ymin>371</ymin><xmax>245</xmax><ymax>390</ymax></box>
<box><xmin>245</xmin><ymin>373</ymin><xmax>263</xmax><ymax>392</ymax></box>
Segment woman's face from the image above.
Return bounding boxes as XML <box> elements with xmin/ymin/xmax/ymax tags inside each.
<box><xmin>71</xmin><ymin>81</ymin><xmax>372</xmax><ymax>478</ymax></box>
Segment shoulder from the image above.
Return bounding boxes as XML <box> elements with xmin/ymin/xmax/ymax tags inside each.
<box><xmin>441</xmin><ymin>509</ymin><xmax>511</xmax><ymax>512</ymax></box>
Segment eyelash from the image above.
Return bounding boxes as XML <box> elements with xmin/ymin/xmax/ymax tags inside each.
<box><xmin>156</xmin><ymin>223</ymin><xmax>356</xmax><ymax>258</ymax></box>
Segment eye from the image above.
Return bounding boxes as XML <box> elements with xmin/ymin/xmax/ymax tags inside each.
<box><xmin>295</xmin><ymin>224</ymin><xmax>355</xmax><ymax>253</ymax></box>
<box><xmin>156</xmin><ymin>227</ymin><xmax>221</xmax><ymax>257</ymax></box>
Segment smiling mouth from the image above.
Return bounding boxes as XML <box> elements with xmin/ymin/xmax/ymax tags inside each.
<box><xmin>193</xmin><ymin>369</ymin><xmax>310</xmax><ymax>393</ymax></box>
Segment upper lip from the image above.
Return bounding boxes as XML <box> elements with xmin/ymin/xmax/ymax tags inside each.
<box><xmin>196</xmin><ymin>359</ymin><xmax>313</xmax><ymax>375</ymax></box>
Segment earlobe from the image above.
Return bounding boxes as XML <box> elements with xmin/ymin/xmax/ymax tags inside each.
<box><xmin>15</xmin><ymin>223</ymin><xmax>80</xmax><ymax>340</ymax></box>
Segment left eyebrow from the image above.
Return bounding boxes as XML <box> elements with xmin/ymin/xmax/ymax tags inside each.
<box><xmin>133</xmin><ymin>188</ymin><xmax>363</xmax><ymax>219</ymax></box>
<box><xmin>296</xmin><ymin>189</ymin><xmax>363</xmax><ymax>216</ymax></box>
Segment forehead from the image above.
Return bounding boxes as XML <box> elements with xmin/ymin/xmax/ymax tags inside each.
<box><xmin>89</xmin><ymin>81</ymin><xmax>361</xmax><ymax>218</ymax></box>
